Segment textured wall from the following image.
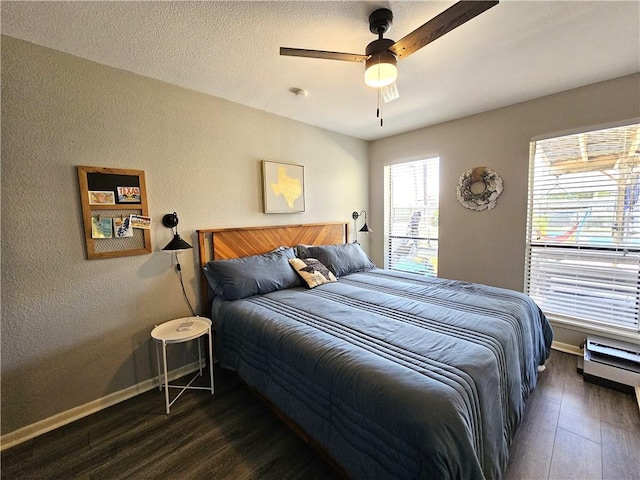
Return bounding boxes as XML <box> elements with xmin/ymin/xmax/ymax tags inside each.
<box><xmin>369</xmin><ymin>73</ymin><xmax>640</xmax><ymax>345</ymax></box>
<box><xmin>0</xmin><ymin>36</ymin><xmax>369</xmax><ymax>435</ymax></box>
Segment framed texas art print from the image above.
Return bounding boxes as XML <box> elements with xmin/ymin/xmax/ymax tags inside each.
<box><xmin>262</xmin><ymin>160</ymin><xmax>305</xmax><ymax>213</ymax></box>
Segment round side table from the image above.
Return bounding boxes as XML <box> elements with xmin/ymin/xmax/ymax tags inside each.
<box><xmin>151</xmin><ymin>316</ymin><xmax>214</xmax><ymax>414</ymax></box>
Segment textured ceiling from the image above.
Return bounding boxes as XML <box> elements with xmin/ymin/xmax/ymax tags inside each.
<box><xmin>2</xmin><ymin>1</ymin><xmax>639</xmax><ymax>141</ymax></box>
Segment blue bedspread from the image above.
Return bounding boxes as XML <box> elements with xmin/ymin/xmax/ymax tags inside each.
<box><xmin>213</xmin><ymin>269</ymin><xmax>552</xmax><ymax>479</ymax></box>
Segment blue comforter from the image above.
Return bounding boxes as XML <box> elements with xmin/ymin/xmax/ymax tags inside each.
<box><xmin>213</xmin><ymin>269</ymin><xmax>553</xmax><ymax>479</ymax></box>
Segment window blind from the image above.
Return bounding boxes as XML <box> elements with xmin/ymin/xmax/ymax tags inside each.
<box><xmin>525</xmin><ymin>123</ymin><xmax>640</xmax><ymax>333</ymax></box>
<box><xmin>384</xmin><ymin>158</ymin><xmax>439</xmax><ymax>276</ymax></box>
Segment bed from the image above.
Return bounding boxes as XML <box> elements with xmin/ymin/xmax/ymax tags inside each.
<box><xmin>197</xmin><ymin>222</ymin><xmax>553</xmax><ymax>480</ymax></box>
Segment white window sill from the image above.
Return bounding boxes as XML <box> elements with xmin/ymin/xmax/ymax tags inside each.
<box><xmin>546</xmin><ymin>313</ymin><xmax>640</xmax><ymax>344</ymax></box>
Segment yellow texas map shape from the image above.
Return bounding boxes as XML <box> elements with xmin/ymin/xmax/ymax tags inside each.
<box><xmin>271</xmin><ymin>166</ymin><xmax>302</xmax><ymax>208</ymax></box>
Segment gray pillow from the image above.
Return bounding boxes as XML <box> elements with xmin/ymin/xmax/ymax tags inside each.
<box><xmin>297</xmin><ymin>243</ymin><xmax>376</xmax><ymax>277</ymax></box>
<box><xmin>203</xmin><ymin>247</ymin><xmax>302</xmax><ymax>301</ymax></box>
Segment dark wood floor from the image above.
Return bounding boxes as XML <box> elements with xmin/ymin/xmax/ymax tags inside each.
<box><xmin>2</xmin><ymin>350</ymin><xmax>639</xmax><ymax>479</ymax></box>
<box><xmin>504</xmin><ymin>349</ymin><xmax>640</xmax><ymax>480</ymax></box>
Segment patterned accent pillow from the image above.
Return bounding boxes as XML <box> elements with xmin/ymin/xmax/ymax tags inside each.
<box><xmin>289</xmin><ymin>257</ymin><xmax>337</xmax><ymax>288</ymax></box>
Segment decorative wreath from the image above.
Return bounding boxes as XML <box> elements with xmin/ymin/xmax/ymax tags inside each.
<box><xmin>456</xmin><ymin>166</ymin><xmax>504</xmax><ymax>211</ymax></box>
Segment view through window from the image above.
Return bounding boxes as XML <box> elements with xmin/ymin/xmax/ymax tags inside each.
<box><xmin>384</xmin><ymin>158</ymin><xmax>439</xmax><ymax>276</ymax></box>
<box><xmin>526</xmin><ymin>122</ymin><xmax>640</xmax><ymax>334</ymax></box>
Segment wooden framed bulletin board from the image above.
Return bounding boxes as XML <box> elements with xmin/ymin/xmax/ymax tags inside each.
<box><xmin>77</xmin><ymin>166</ymin><xmax>152</xmax><ymax>260</ymax></box>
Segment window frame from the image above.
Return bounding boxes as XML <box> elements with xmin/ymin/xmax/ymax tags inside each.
<box><xmin>525</xmin><ymin>120</ymin><xmax>640</xmax><ymax>341</ymax></box>
<box><xmin>384</xmin><ymin>157</ymin><xmax>440</xmax><ymax>276</ymax></box>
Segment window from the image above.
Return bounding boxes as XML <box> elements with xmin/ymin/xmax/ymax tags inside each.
<box><xmin>384</xmin><ymin>158</ymin><xmax>439</xmax><ymax>276</ymax></box>
<box><xmin>525</xmin><ymin>123</ymin><xmax>640</xmax><ymax>335</ymax></box>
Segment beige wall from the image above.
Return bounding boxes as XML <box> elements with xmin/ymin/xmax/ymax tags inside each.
<box><xmin>369</xmin><ymin>73</ymin><xmax>640</xmax><ymax>346</ymax></box>
<box><xmin>0</xmin><ymin>36</ymin><xmax>369</xmax><ymax>436</ymax></box>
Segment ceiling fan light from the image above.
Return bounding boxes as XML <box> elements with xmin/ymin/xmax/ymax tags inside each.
<box><xmin>364</xmin><ymin>53</ymin><xmax>397</xmax><ymax>88</ymax></box>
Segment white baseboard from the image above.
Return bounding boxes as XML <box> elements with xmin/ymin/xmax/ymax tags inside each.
<box><xmin>0</xmin><ymin>360</ymin><xmax>204</xmax><ymax>452</ymax></box>
<box><xmin>551</xmin><ymin>341</ymin><xmax>583</xmax><ymax>356</ymax></box>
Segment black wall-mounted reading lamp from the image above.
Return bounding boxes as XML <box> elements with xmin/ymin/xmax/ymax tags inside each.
<box><xmin>352</xmin><ymin>210</ymin><xmax>372</xmax><ymax>244</ymax></box>
<box><xmin>162</xmin><ymin>212</ymin><xmax>196</xmax><ymax>316</ymax></box>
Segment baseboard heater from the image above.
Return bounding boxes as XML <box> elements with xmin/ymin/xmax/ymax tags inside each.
<box><xmin>577</xmin><ymin>336</ymin><xmax>640</xmax><ymax>406</ymax></box>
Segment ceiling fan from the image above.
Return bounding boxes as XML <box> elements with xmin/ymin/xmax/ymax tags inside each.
<box><xmin>281</xmin><ymin>1</ymin><xmax>499</xmax><ymax>92</ymax></box>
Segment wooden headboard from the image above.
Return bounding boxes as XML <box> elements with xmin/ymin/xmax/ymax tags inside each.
<box><xmin>196</xmin><ymin>222</ymin><xmax>348</xmax><ymax>314</ymax></box>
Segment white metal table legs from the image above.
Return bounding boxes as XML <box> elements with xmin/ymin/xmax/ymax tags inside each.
<box><xmin>155</xmin><ymin>326</ymin><xmax>214</xmax><ymax>414</ymax></box>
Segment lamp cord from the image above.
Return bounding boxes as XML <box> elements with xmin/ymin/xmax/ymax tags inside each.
<box><xmin>353</xmin><ymin>218</ymin><xmax>358</xmax><ymax>243</ymax></box>
<box><xmin>174</xmin><ymin>252</ymin><xmax>196</xmax><ymax>317</ymax></box>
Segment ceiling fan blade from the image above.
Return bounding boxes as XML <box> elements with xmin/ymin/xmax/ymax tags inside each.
<box><xmin>280</xmin><ymin>47</ymin><xmax>367</xmax><ymax>63</ymax></box>
<box><xmin>389</xmin><ymin>1</ymin><xmax>499</xmax><ymax>60</ymax></box>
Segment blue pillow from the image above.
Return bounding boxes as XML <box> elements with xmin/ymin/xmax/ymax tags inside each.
<box><xmin>297</xmin><ymin>243</ymin><xmax>376</xmax><ymax>277</ymax></box>
<box><xmin>203</xmin><ymin>247</ymin><xmax>302</xmax><ymax>301</ymax></box>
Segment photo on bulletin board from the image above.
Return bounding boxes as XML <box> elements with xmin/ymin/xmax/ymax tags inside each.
<box><xmin>88</xmin><ymin>190</ymin><xmax>116</xmax><ymax>205</ymax></box>
<box><xmin>92</xmin><ymin>217</ymin><xmax>113</xmax><ymax>238</ymax></box>
<box><xmin>130</xmin><ymin>214</ymin><xmax>151</xmax><ymax>229</ymax></box>
<box><xmin>113</xmin><ymin>217</ymin><xmax>134</xmax><ymax>237</ymax></box>
<box><xmin>117</xmin><ymin>186</ymin><xmax>141</xmax><ymax>203</ymax></box>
